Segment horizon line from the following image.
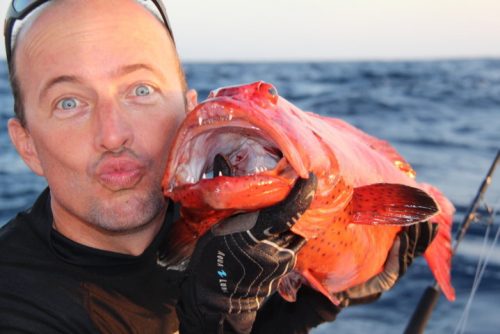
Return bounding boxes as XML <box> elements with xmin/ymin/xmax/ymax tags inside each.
<box><xmin>1</xmin><ymin>55</ymin><xmax>498</xmax><ymax>64</ymax></box>
<box><xmin>177</xmin><ymin>55</ymin><xmax>500</xmax><ymax>64</ymax></box>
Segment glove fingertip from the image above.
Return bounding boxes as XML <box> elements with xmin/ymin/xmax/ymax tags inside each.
<box><xmin>430</xmin><ymin>222</ymin><xmax>439</xmax><ymax>241</ymax></box>
<box><xmin>398</xmin><ymin>232</ymin><xmax>410</xmax><ymax>277</ymax></box>
<box><xmin>287</xmin><ymin>172</ymin><xmax>318</xmax><ymax>214</ymax></box>
<box><xmin>287</xmin><ymin>234</ymin><xmax>307</xmax><ymax>253</ymax></box>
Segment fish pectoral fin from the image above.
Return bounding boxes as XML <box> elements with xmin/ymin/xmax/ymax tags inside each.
<box><xmin>352</xmin><ymin>183</ymin><xmax>439</xmax><ymax>226</ymax></box>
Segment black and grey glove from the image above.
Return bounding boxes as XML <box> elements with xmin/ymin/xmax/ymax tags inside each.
<box><xmin>334</xmin><ymin>220</ymin><xmax>439</xmax><ymax>307</ymax></box>
<box><xmin>177</xmin><ymin>165</ymin><xmax>317</xmax><ymax>333</ymax></box>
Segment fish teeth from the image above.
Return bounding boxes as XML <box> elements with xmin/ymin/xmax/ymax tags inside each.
<box><xmin>202</xmin><ymin>173</ymin><xmax>208</xmax><ymax>179</ymax></box>
<box><xmin>198</xmin><ymin>114</ymin><xmax>234</xmax><ymax>125</ymax></box>
<box><xmin>254</xmin><ymin>166</ymin><xmax>267</xmax><ymax>173</ymax></box>
<box><xmin>257</xmin><ymin>180</ymin><xmax>272</xmax><ymax>186</ymax></box>
<box><xmin>218</xmin><ymin>171</ymin><xmax>223</xmax><ymax>177</ymax></box>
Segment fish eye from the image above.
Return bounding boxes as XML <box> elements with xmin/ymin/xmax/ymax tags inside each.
<box><xmin>268</xmin><ymin>86</ymin><xmax>278</xmax><ymax>96</ymax></box>
<box><xmin>258</xmin><ymin>82</ymin><xmax>279</xmax><ymax>104</ymax></box>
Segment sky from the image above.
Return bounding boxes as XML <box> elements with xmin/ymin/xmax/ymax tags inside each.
<box><xmin>1</xmin><ymin>0</ymin><xmax>499</xmax><ymax>61</ymax></box>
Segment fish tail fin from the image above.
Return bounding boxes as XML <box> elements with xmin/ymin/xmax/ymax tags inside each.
<box><xmin>420</xmin><ymin>183</ymin><xmax>456</xmax><ymax>301</ymax></box>
<box><xmin>158</xmin><ymin>218</ymin><xmax>198</xmax><ymax>269</ymax></box>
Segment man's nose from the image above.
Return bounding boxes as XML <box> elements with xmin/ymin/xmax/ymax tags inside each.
<box><xmin>93</xmin><ymin>100</ymin><xmax>133</xmax><ymax>152</ymax></box>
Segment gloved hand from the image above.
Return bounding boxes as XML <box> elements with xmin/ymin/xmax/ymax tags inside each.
<box><xmin>177</xmin><ymin>163</ymin><xmax>317</xmax><ymax>333</ymax></box>
<box><xmin>251</xmin><ymin>221</ymin><xmax>439</xmax><ymax>333</ymax></box>
<box><xmin>333</xmin><ymin>220</ymin><xmax>439</xmax><ymax>307</ymax></box>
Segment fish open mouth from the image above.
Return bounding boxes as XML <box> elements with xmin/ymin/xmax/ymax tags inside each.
<box><xmin>167</xmin><ymin>120</ymin><xmax>292</xmax><ymax>191</ymax></box>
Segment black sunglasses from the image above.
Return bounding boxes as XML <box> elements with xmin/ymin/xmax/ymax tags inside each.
<box><xmin>4</xmin><ymin>0</ymin><xmax>174</xmax><ymax>67</ymax></box>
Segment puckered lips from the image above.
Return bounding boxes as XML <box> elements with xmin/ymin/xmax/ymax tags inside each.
<box><xmin>95</xmin><ymin>157</ymin><xmax>145</xmax><ymax>191</ymax></box>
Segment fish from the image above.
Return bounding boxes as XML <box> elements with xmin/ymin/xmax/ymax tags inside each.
<box><xmin>160</xmin><ymin>81</ymin><xmax>456</xmax><ymax>304</ymax></box>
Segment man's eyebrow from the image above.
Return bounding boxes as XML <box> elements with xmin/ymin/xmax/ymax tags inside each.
<box><xmin>39</xmin><ymin>64</ymin><xmax>164</xmax><ymax>102</ymax></box>
<box><xmin>39</xmin><ymin>75</ymin><xmax>83</xmax><ymax>102</ymax></box>
<box><xmin>112</xmin><ymin>63</ymin><xmax>164</xmax><ymax>79</ymax></box>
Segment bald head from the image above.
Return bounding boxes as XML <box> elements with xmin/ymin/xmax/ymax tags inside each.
<box><xmin>10</xmin><ymin>0</ymin><xmax>186</xmax><ymax>126</ymax></box>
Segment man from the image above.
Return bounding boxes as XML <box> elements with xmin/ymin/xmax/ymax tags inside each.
<box><xmin>0</xmin><ymin>1</ymin><xmax>436</xmax><ymax>333</ymax></box>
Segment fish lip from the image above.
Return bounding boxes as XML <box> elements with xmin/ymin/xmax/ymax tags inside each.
<box><xmin>95</xmin><ymin>157</ymin><xmax>146</xmax><ymax>191</ymax></box>
<box><xmin>165</xmin><ymin>174</ymin><xmax>294</xmax><ymax>211</ymax></box>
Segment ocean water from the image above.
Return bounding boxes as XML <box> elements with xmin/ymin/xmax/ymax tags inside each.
<box><xmin>1</xmin><ymin>59</ymin><xmax>499</xmax><ymax>333</ymax></box>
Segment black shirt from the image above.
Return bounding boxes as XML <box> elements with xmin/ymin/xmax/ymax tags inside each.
<box><xmin>0</xmin><ymin>188</ymin><xmax>182</xmax><ymax>333</ymax></box>
<box><xmin>0</xmin><ymin>189</ymin><xmax>339</xmax><ymax>333</ymax></box>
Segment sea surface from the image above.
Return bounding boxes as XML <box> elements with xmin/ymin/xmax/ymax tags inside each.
<box><xmin>1</xmin><ymin>59</ymin><xmax>499</xmax><ymax>333</ymax></box>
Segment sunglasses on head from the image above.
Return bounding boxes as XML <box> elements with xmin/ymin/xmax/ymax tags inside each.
<box><xmin>4</xmin><ymin>0</ymin><xmax>174</xmax><ymax>67</ymax></box>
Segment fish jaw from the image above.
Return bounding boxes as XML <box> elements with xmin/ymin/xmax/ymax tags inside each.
<box><xmin>167</xmin><ymin>174</ymin><xmax>293</xmax><ymax>211</ymax></box>
<box><xmin>162</xmin><ymin>93</ymin><xmax>318</xmax><ymax>210</ymax></box>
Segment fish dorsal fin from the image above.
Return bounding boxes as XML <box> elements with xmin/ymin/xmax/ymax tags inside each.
<box><xmin>352</xmin><ymin>183</ymin><xmax>439</xmax><ymax>226</ymax></box>
<box><xmin>324</xmin><ymin>117</ymin><xmax>417</xmax><ymax>178</ymax></box>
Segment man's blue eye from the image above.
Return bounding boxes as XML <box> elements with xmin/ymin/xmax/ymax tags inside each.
<box><xmin>135</xmin><ymin>85</ymin><xmax>151</xmax><ymax>96</ymax></box>
<box><xmin>57</xmin><ymin>98</ymin><xmax>79</xmax><ymax>110</ymax></box>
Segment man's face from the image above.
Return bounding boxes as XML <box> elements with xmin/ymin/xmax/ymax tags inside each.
<box><xmin>10</xmin><ymin>0</ymin><xmax>190</xmax><ymax>233</ymax></box>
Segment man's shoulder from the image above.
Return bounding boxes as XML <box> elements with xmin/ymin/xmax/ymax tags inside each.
<box><xmin>0</xmin><ymin>226</ymin><xmax>98</xmax><ymax>334</ymax></box>
<box><xmin>1</xmin><ymin>213</ymin><xmax>29</xmax><ymax>249</ymax></box>
<box><xmin>0</xmin><ymin>207</ymin><xmax>98</xmax><ymax>333</ymax></box>
<box><xmin>0</xmin><ymin>189</ymin><xmax>51</xmax><ymax>256</ymax></box>
<box><xmin>0</xmin><ymin>209</ymin><xmax>43</xmax><ymax>256</ymax></box>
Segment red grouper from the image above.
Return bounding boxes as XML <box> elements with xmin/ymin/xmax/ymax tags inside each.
<box><xmin>161</xmin><ymin>81</ymin><xmax>456</xmax><ymax>304</ymax></box>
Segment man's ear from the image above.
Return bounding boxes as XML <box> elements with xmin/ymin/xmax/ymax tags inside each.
<box><xmin>185</xmin><ymin>89</ymin><xmax>198</xmax><ymax>113</ymax></box>
<box><xmin>7</xmin><ymin>118</ymin><xmax>44</xmax><ymax>176</ymax></box>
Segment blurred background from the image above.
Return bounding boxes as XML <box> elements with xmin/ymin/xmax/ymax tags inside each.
<box><xmin>0</xmin><ymin>1</ymin><xmax>499</xmax><ymax>333</ymax></box>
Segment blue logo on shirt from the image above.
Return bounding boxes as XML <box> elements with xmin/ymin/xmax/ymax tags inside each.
<box><xmin>217</xmin><ymin>270</ymin><xmax>227</xmax><ymax>278</ymax></box>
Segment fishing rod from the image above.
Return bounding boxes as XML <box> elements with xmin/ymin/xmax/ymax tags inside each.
<box><xmin>403</xmin><ymin>150</ymin><xmax>500</xmax><ymax>334</ymax></box>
